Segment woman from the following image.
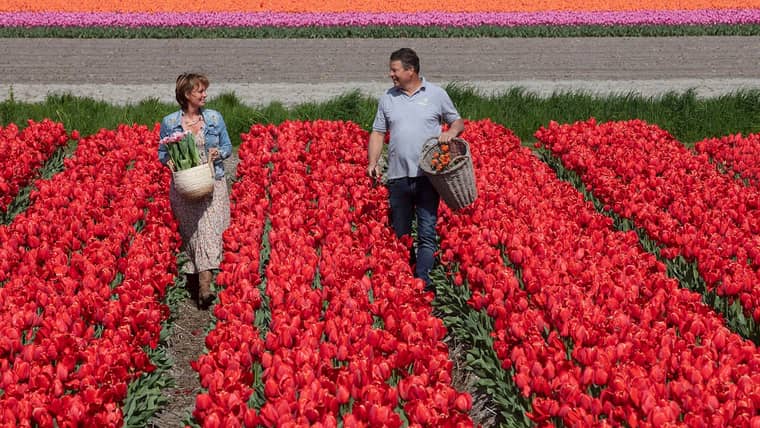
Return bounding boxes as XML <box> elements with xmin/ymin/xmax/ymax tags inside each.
<box><xmin>158</xmin><ymin>73</ymin><xmax>232</xmax><ymax>309</ymax></box>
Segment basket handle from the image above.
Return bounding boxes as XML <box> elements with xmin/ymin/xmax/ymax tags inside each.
<box><xmin>207</xmin><ymin>157</ymin><xmax>215</xmax><ymax>177</ymax></box>
<box><xmin>425</xmin><ymin>136</ymin><xmax>470</xmax><ymax>159</ymax></box>
<box><xmin>423</xmin><ymin>136</ymin><xmax>440</xmax><ymax>151</ymax></box>
<box><xmin>424</xmin><ymin>136</ymin><xmax>468</xmax><ymax>148</ymax></box>
<box><xmin>451</xmin><ymin>137</ymin><xmax>470</xmax><ymax>157</ymax></box>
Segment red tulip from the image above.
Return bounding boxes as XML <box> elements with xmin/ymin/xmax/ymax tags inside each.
<box><xmin>454</xmin><ymin>393</ymin><xmax>472</xmax><ymax>412</ymax></box>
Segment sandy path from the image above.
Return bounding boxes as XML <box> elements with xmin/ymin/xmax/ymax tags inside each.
<box><xmin>2</xmin><ymin>36</ymin><xmax>760</xmax><ymax>104</ymax></box>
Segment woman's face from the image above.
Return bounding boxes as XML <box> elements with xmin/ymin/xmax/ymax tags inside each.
<box><xmin>186</xmin><ymin>84</ymin><xmax>207</xmax><ymax>109</ymax></box>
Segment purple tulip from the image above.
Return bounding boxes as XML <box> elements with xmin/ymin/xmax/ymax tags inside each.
<box><xmin>1</xmin><ymin>9</ymin><xmax>760</xmax><ymax>28</ymax></box>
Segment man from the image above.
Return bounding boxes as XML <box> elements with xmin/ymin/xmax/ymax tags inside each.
<box><xmin>367</xmin><ymin>48</ymin><xmax>465</xmax><ymax>290</ymax></box>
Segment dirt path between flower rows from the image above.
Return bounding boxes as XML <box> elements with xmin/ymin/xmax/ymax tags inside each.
<box><xmin>3</xmin><ymin>36</ymin><xmax>759</xmax><ymax>427</ymax></box>
<box><xmin>2</xmin><ymin>36</ymin><xmax>760</xmax><ymax>105</ymax></box>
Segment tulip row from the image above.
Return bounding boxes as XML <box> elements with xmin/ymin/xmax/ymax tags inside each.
<box><xmin>190</xmin><ymin>121</ymin><xmax>271</xmax><ymax>426</ymax></box>
<box><xmin>0</xmin><ymin>124</ymin><xmax>179</xmax><ymax>426</ymax></box>
<box><xmin>192</xmin><ymin>120</ymin><xmax>473</xmax><ymax>426</ymax></box>
<box><xmin>695</xmin><ymin>132</ymin><xmax>760</xmax><ymax>186</ymax></box>
<box><xmin>0</xmin><ymin>119</ymin><xmax>71</xmax><ymax>214</ymax></box>
<box><xmin>537</xmin><ymin>119</ymin><xmax>760</xmax><ymax>329</ymax></box>
<box><xmin>436</xmin><ymin>119</ymin><xmax>760</xmax><ymax>426</ymax></box>
<box><xmin>3</xmin><ymin>9</ymin><xmax>760</xmax><ymax>28</ymax></box>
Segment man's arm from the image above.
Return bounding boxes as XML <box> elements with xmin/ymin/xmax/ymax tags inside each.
<box><xmin>439</xmin><ymin>118</ymin><xmax>465</xmax><ymax>142</ymax></box>
<box><xmin>367</xmin><ymin>130</ymin><xmax>385</xmax><ymax>178</ymax></box>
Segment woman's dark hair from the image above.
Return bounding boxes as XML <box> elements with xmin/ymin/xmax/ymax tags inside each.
<box><xmin>175</xmin><ymin>73</ymin><xmax>210</xmax><ymax>111</ymax></box>
<box><xmin>390</xmin><ymin>48</ymin><xmax>420</xmax><ymax>74</ymax></box>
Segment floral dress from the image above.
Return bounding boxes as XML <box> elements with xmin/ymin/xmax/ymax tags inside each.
<box><xmin>169</xmin><ymin>129</ymin><xmax>230</xmax><ymax>274</ymax></box>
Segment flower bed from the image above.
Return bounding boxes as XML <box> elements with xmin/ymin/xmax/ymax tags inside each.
<box><xmin>0</xmin><ymin>119</ymin><xmax>71</xmax><ymax>214</ymax></box>
<box><xmin>2</xmin><ymin>0</ymin><xmax>759</xmax><ymax>12</ymax></box>
<box><xmin>695</xmin><ymin>132</ymin><xmax>760</xmax><ymax>186</ymax></box>
<box><xmin>0</xmin><ymin>124</ymin><xmax>179</xmax><ymax>426</ymax></box>
<box><xmin>3</xmin><ymin>0</ymin><xmax>759</xmax><ymax>27</ymax></box>
<box><xmin>437</xmin><ymin>119</ymin><xmax>760</xmax><ymax>426</ymax></box>
<box><xmin>537</xmin><ymin>119</ymin><xmax>760</xmax><ymax>333</ymax></box>
<box><xmin>192</xmin><ymin>120</ymin><xmax>472</xmax><ymax>426</ymax></box>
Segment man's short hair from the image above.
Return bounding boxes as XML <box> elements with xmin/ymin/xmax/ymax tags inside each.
<box><xmin>390</xmin><ymin>48</ymin><xmax>420</xmax><ymax>74</ymax></box>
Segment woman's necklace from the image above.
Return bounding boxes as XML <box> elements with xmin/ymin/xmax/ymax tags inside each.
<box><xmin>183</xmin><ymin>114</ymin><xmax>202</xmax><ymax>127</ymax></box>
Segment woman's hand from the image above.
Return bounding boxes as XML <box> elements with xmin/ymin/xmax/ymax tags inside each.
<box><xmin>167</xmin><ymin>160</ymin><xmax>175</xmax><ymax>171</ymax></box>
<box><xmin>208</xmin><ymin>148</ymin><xmax>220</xmax><ymax>161</ymax></box>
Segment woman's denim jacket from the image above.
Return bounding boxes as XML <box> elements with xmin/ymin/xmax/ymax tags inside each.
<box><xmin>158</xmin><ymin>108</ymin><xmax>232</xmax><ymax>180</ymax></box>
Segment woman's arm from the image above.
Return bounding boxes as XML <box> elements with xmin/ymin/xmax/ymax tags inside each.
<box><xmin>158</xmin><ymin>118</ymin><xmax>170</xmax><ymax>165</ymax></box>
<box><xmin>216</xmin><ymin>114</ymin><xmax>233</xmax><ymax>161</ymax></box>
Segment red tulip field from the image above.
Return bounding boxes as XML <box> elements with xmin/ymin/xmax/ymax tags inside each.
<box><xmin>2</xmin><ymin>118</ymin><xmax>760</xmax><ymax>427</ymax></box>
<box><xmin>0</xmin><ymin>124</ymin><xmax>179</xmax><ymax>425</ymax></box>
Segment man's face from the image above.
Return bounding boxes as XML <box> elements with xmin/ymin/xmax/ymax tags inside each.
<box><xmin>389</xmin><ymin>60</ymin><xmax>415</xmax><ymax>88</ymax></box>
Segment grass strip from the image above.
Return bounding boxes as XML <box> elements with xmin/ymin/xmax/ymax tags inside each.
<box><xmin>537</xmin><ymin>148</ymin><xmax>760</xmax><ymax>343</ymax></box>
<box><xmin>3</xmin><ymin>88</ymin><xmax>760</xmax><ymax>148</ymax></box>
<box><xmin>3</xmin><ymin>24</ymin><xmax>760</xmax><ymax>38</ymax></box>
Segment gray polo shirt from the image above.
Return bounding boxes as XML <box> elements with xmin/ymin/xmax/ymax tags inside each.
<box><xmin>372</xmin><ymin>78</ymin><xmax>461</xmax><ymax>179</ymax></box>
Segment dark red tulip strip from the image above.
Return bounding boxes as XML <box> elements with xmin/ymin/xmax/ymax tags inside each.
<box><xmin>0</xmin><ymin>124</ymin><xmax>179</xmax><ymax>426</ymax></box>
<box><xmin>538</xmin><ymin>119</ymin><xmax>760</xmax><ymax>336</ymax></box>
<box><xmin>437</xmin><ymin>119</ymin><xmax>760</xmax><ymax>426</ymax></box>
<box><xmin>191</xmin><ymin>123</ymin><xmax>272</xmax><ymax>427</ymax></box>
<box><xmin>192</xmin><ymin>120</ymin><xmax>473</xmax><ymax>427</ymax></box>
<box><xmin>696</xmin><ymin>132</ymin><xmax>760</xmax><ymax>186</ymax></box>
<box><xmin>0</xmin><ymin>119</ymin><xmax>72</xmax><ymax>217</ymax></box>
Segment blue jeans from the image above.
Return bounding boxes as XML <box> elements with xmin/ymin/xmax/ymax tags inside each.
<box><xmin>387</xmin><ymin>176</ymin><xmax>440</xmax><ymax>287</ymax></box>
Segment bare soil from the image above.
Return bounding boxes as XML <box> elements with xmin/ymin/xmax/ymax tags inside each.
<box><xmin>3</xmin><ymin>37</ymin><xmax>760</xmax><ymax>105</ymax></box>
<box><xmin>149</xmin><ymin>297</ymin><xmax>211</xmax><ymax>427</ymax></box>
<box><xmin>4</xmin><ymin>37</ymin><xmax>760</xmax><ymax>84</ymax></box>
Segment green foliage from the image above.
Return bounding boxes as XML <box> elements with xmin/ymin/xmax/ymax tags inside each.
<box><xmin>3</xmin><ymin>24</ymin><xmax>760</xmax><ymax>39</ymax></box>
<box><xmin>165</xmin><ymin>132</ymin><xmax>202</xmax><ymax>170</ymax></box>
<box><xmin>290</xmin><ymin>90</ymin><xmax>377</xmax><ymax>129</ymax></box>
<box><xmin>3</xmin><ymin>88</ymin><xmax>760</xmax><ymax>148</ymax></box>
<box><xmin>446</xmin><ymin>84</ymin><xmax>760</xmax><ymax>145</ymax></box>
<box><xmin>122</xmin><ymin>347</ymin><xmax>174</xmax><ymax>428</ymax></box>
<box><xmin>255</xmin><ymin>218</ymin><xmax>273</xmax><ymax>336</ymax></box>
<box><xmin>122</xmin><ymin>229</ymin><xmax>192</xmax><ymax>426</ymax></box>
<box><xmin>248</xmin><ymin>363</ymin><xmax>267</xmax><ymax>409</ymax></box>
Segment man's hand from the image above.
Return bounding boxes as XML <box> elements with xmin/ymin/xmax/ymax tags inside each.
<box><xmin>440</xmin><ymin>119</ymin><xmax>465</xmax><ymax>143</ymax></box>
<box><xmin>438</xmin><ymin>131</ymin><xmax>457</xmax><ymax>143</ymax></box>
<box><xmin>167</xmin><ymin>160</ymin><xmax>175</xmax><ymax>171</ymax></box>
<box><xmin>367</xmin><ymin>131</ymin><xmax>385</xmax><ymax>182</ymax></box>
<box><xmin>367</xmin><ymin>163</ymin><xmax>381</xmax><ymax>179</ymax></box>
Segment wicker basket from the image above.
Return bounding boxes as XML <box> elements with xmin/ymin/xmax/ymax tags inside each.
<box><xmin>419</xmin><ymin>137</ymin><xmax>477</xmax><ymax>210</ymax></box>
<box><xmin>172</xmin><ymin>161</ymin><xmax>215</xmax><ymax>200</ymax></box>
